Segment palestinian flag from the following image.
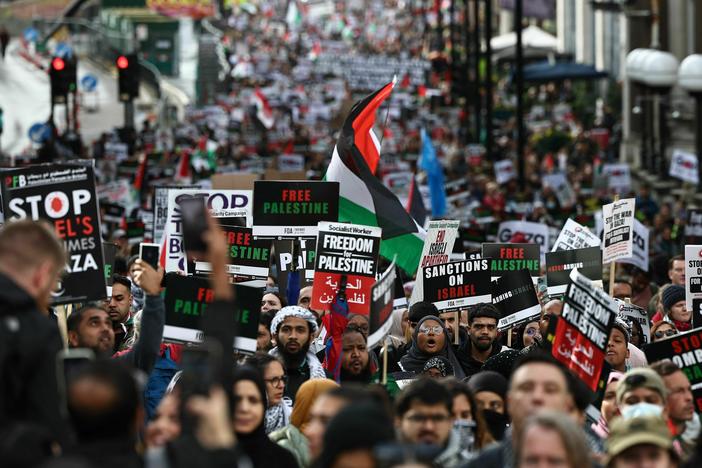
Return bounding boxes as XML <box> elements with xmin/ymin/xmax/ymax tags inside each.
<box><xmin>324</xmin><ymin>80</ymin><xmax>425</xmax><ymax>275</ymax></box>
<box><xmin>406</xmin><ymin>175</ymin><xmax>428</xmax><ymax>227</ymax></box>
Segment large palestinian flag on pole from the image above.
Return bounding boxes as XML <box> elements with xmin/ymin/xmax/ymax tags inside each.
<box><xmin>324</xmin><ymin>80</ymin><xmax>425</xmax><ymax>275</ymax></box>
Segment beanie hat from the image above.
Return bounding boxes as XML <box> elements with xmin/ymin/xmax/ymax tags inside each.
<box><xmin>467</xmin><ymin>370</ymin><xmax>508</xmax><ymax>401</ymax></box>
<box><xmin>662</xmin><ymin>285</ymin><xmax>685</xmax><ymax>311</ymax></box>
<box><xmin>408</xmin><ymin>301</ymin><xmax>439</xmax><ymax>323</ymax></box>
<box><xmin>270</xmin><ymin>305</ymin><xmax>318</xmax><ymax>335</ymax></box>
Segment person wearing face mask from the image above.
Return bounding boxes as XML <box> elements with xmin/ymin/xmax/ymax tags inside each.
<box><xmin>231</xmin><ymin>366</ymin><xmax>299</xmax><ymax>468</ymax></box>
<box><xmin>399</xmin><ymin>315</ymin><xmax>465</xmax><ymax>378</ymax></box>
<box><xmin>615</xmin><ymin>368</ymin><xmax>669</xmax><ymax>424</ymax></box>
<box><xmin>443</xmin><ymin>378</ymin><xmax>494</xmax><ymax>451</ymax></box>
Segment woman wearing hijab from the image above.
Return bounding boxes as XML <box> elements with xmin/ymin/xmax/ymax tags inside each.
<box><xmin>231</xmin><ymin>366</ymin><xmax>299</xmax><ymax>468</ymax></box>
<box><xmin>245</xmin><ymin>353</ymin><xmax>292</xmax><ymax>434</ymax></box>
<box><xmin>399</xmin><ymin>315</ymin><xmax>465</xmax><ymax>378</ymax></box>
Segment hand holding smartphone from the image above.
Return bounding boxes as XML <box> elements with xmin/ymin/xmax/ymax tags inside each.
<box><xmin>139</xmin><ymin>242</ymin><xmax>160</xmax><ymax>269</ymax></box>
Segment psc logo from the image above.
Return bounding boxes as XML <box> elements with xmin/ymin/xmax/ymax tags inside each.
<box><xmin>5</xmin><ymin>175</ymin><xmax>26</xmax><ymax>188</ymax></box>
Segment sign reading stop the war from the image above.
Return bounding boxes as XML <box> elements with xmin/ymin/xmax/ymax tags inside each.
<box><xmin>602</xmin><ymin>198</ymin><xmax>635</xmax><ymax>264</ymax></box>
<box><xmin>1</xmin><ymin>164</ymin><xmax>106</xmax><ymax>304</ymax></box>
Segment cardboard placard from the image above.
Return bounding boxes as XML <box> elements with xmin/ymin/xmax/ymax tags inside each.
<box><xmin>410</xmin><ymin>219</ymin><xmax>460</xmax><ymax>304</ymax></box>
<box><xmin>545</xmin><ymin>247</ymin><xmax>603</xmax><ymax>296</ymax></box>
<box><xmin>644</xmin><ymin>328</ymin><xmax>702</xmax><ymax>412</ymax></box>
<box><xmin>602</xmin><ymin>198</ymin><xmax>635</xmax><ymax>264</ymax></box>
<box><xmin>162</xmin><ymin>275</ymin><xmax>260</xmax><ymax>352</ymax></box>
<box><xmin>615</xmin><ymin>299</ymin><xmax>650</xmax><ymax>345</ymax></box>
<box><xmin>252</xmin><ymin>181</ymin><xmax>339</xmax><ymax>237</ymax></box>
<box><xmin>368</xmin><ymin>261</ymin><xmax>397</xmax><ymax>348</ymax></box>
<box><xmin>492</xmin><ymin>268</ymin><xmax>541</xmax><ymax>331</ymax></box>
<box><xmin>423</xmin><ymin>259</ymin><xmax>492</xmax><ymax>311</ymax></box>
<box><xmin>552</xmin><ymin>269</ymin><xmax>617</xmax><ymax>391</ymax></box>
<box><xmin>552</xmin><ymin>218</ymin><xmax>601</xmax><ymax>252</ymax></box>
<box><xmin>311</xmin><ymin>222</ymin><xmax>382</xmax><ymax>314</ymax></box>
<box><xmin>482</xmin><ymin>243</ymin><xmax>540</xmax><ymax>278</ymax></box>
<box><xmin>195</xmin><ymin>226</ymin><xmax>272</xmax><ymax>278</ymax></box>
<box><xmin>619</xmin><ymin>219</ymin><xmax>649</xmax><ymax>272</ymax></box>
<box><xmin>1</xmin><ymin>164</ymin><xmax>106</xmax><ymax>304</ymax></box>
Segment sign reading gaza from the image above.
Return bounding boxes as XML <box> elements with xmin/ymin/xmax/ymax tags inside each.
<box><xmin>482</xmin><ymin>243</ymin><xmax>540</xmax><ymax>278</ymax></box>
<box><xmin>311</xmin><ymin>222</ymin><xmax>382</xmax><ymax>314</ymax></box>
<box><xmin>423</xmin><ymin>259</ymin><xmax>492</xmax><ymax>311</ymax></box>
<box><xmin>1</xmin><ymin>164</ymin><xmax>106</xmax><ymax>304</ymax></box>
<box><xmin>162</xmin><ymin>274</ymin><xmax>260</xmax><ymax>352</ymax></box>
<box><xmin>252</xmin><ymin>181</ymin><xmax>339</xmax><ymax>237</ymax></box>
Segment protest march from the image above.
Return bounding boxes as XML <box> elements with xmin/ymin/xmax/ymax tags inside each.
<box><xmin>1</xmin><ymin>1</ymin><xmax>701</xmax><ymax>467</ymax></box>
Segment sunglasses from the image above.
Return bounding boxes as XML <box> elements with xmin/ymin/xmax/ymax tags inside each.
<box><xmin>654</xmin><ymin>329</ymin><xmax>677</xmax><ymax>339</ymax></box>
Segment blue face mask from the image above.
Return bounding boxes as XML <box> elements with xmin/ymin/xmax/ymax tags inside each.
<box><xmin>621</xmin><ymin>402</ymin><xmax>664</xmax><ymax>420</ymax></box>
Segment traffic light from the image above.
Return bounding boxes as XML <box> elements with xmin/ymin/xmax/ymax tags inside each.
<box><xmin>117</xmin><ymin>54</ymin><xmax>140</xmax><ymax>102</ymax></box>
<box><xmin>49</xmin><ymin>56</ymin><xmax>77</xmax><ymax>104</ymax></box>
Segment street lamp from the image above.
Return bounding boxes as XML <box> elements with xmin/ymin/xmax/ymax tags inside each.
<box><xmin>678</xmin><ymin>54</ymin><xmax>702</xmax><ymax>185</ymax></box>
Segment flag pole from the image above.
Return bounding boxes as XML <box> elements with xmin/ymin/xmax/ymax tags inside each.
<box><xmin>382</xmin><ymin>337</ymin><xmax>388</xmax><ymax>385</ymax></box>
<box><xmin>56</xmin><ymin>304</ymin><xmax>70</xmax><ymax>350</ymax></box>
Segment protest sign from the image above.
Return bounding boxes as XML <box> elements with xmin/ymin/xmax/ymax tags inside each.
<box><xmin>104</xmin><ymin>142</ymin><xmax>128</xmax><ymax>160</ymax></box>
<box><xmin>423</xmin><ymin>259</ymin><xmax>492</xmax><ymax>311</ymax></box>
<box><xmin>497</xmin><ymin>220</ymin><xmax>550</xmax><ymax>256</ymax></box>
<box><xmin>273</xmin><ymin>237</ymin><xmax>316</xmax><ymax>295</ymax></box>
<box><xmin>552</xmin><ymin>269</ymin><xmax>617</xmax><ymax>391</ymax></box>
<box><xmin>368</xmin><ymin>261</ymin><xmax>397</xmax><ymax>348</ymax></box>
<box><xmin>645</xmin><ymin>328</ymin><xmax>702</xmax><ymax>412</ymax></box>
<box><xmin>277</xmin><ymin>154</ymin><xmax>306</xmax><ymax>172</ymax></box>
<box><xmin>615</xmin><ymin>299</ymin><xmax>650</xmax><ymax>345</ymax></box>
<box><xmin>97</xmin><ymin>179</ymin><xmax>135</xmax><ymax>208</ymax></box>
<box><xmin>164</xmin><ymin>189</ymin><xmax>252</xmax><ymax>272</ymax></box>
<box><xmin>492</xmin><ymin>269</ymin><xmax>541</xmax><ymax>331</ymax></box>
<box><xmin>162</xmin><ymin>275</ymin><xmax>260</xmax><ymax>352</ymax></box>
<box><xmin>669</xmin><ymin>149</ymin><xmax>699</xmax><ymax>185</ymax></box>
<box><xmin>619</xmin><ymin>219</ymin><xmax>649</xmax><ymax>272</ymax></box>
<box><xmin>1</xmin><ymin>164</ymin><xmax>106</xmax><ymax>304</ymax></box>
<box><xmin>552</xmin><ymin>218</ymin><xmax>601</xmax><ymax>252</ymax></box>
<box><xmin>103</xmin><ymin>242</ymin><xmax>117</xmax><ymax>296</ymax></box>
<box><xmin>494</xmin><ymin>159</ymin><xmax>516</xmax><ymax>185</ymax></box>
<box><xmin>410</xmin><ymin>219</ymin><xmax>460</xmax><ymax>304</ymax></box>
<box><xmin>546</xmin><ymin>247</ymin><xmax>602</xmax><ymax>296</ymax></box>
<box><xmin>126</xmin><ymin>219</ymin><xmax>145</xmax><ymax>244</ymax></box>
<box><xmin>687</xmin><ymin>210</ymin><xmax>702</xmax><ymax>245</ymax></box>
<box><xmin>602</xmin><ymin>198</ymin><xmax>635</xmax><ymax>264</ymax></box>
<box><xmin>393</xmin><ymin>265</ymin><xmax>408</xmax><ymax>310</ymax></box>
<box><xmin>482</xmin><ymin>243</ymin><xmax>540</xmax><ymax>279</ymax></box>
<box><xmin>101</xmin><ymin>202</ymin><xmax>126</xmax><ymax>224</ymax></box>
<box><xmin>685</xmin><ymin>245</ymin><xmax>702</xmax><ymax>314</ymax></box>
<box><xmin>311</xmin><ymin>222</ymin><xmax>382</xmax><ymax>314</ymax></box>
<box><xmin>196</xmin><ymin>226</ymin><xmax>271</xmax><ymax>278</ymax></box>
<box><xmin>543</xmin><ymin>173</ymin><xmax>576</xmax><ymax>207</ymax></box>
<box><xmin>601</xmin><ymin>164</ymin><xmax>631</xmax><ymax>193</ymax></box>
<box><xmin>252</xmin><ymin>181</ymin><xmax>339</xmax><ymax>237</ymax></box>
<box><xmin>152</xmin><ymin>185</ymin><xmax>196</xmax><ymax>243</ymax></box>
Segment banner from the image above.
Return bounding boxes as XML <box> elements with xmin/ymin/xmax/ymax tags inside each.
<box><xmin>602</xmin><ymin>198</ymin><xmax>635</xmax><ymax>264</ymax></box>
<box><xmin>423</xmin><ymin>259</ymin><xmax>492</xmax><ymax>311</ymax></box>
<box><xmin>252</xmin><ymin>181</ymin><xmax>339</xmax><ymax>237</ymax></box>
<box><xmin>482</xmin><ymin>243</ymin><xmax>540</xmax><ymax>279</ymax></box>
<box><xmin>497</xmin><ymin>220</ymin><xmax>550</xmax><ymax>256</ymax></box>
<box><xmin>615</xmin><ymin>299</ymin><xmax>650</xmax><ymax>345</ymax></box>
<box><xmin>368</xmin><ymin>261</ymin><xmax>396</xmax><ymax>348</ymax></box>
<box><xmin>546</xmin><ymin>246</ymin><xmax>602</xmax><ymax>296</ymax></box>
<box><xmin>601</xmin><ymin>164</ymin><xmax>631</xmax><ymax>193</ymax></box>
<box><xmin>669</xmin><ymin>149</ymin><xmax>699</xmax><ymax>185</ymax></box>
<box><xmin>162</xmin><ymin>275</ymin><xmax>260</xmax><ymax>352</ymax></box>
<box><xmin>311</xmin><ymin>222</ymin><xmax>382</xmax><ymax>314</ymax></box>
<box><xmin>645</xmin><ymin>328</ymin><xmax>702</xmax><ymax>412</ymax></box>
<box><xmin>687</xmin><ymin>209</ymin><xmax>702</xmax><ymax>245</ymax></box>
<box><xmin>196</xmin><ymin>226</ymin><xmax>271</xmax><ymax>278</ymax></box>
<box><xmin>164</xmin><ymin>189</ymin><xmax>252</xmax><ymax>272</ymax></box>
<box><xmin>273</xmin><ymin>238</ymin><xmax>316</xmax><ymax>293</ymax></box>
<box><xmin>1</xmin><ymin>164</ymin><xmax>106</xmax><ymax>304</ymax></box>
<box><xmin>619</xmin><ymin>219</ymin><xmax>649</xmax><ymax>272</ymax></box>
<box><xmin>492</xmin><ymin>269</ymin><xmax>541</xmax><ymax>331</ymax></box>
<box><xmin>494</xmin><ymin>159</ymin><xmax>516</xmax><ymax>185</ymax></box>
<box><xmin>552</xmin><ymin>269</ymin><xmax>617</xmax><ymax>391</ymax></box>
<box><xmin>410</xmin><ymin>219</ymin><xmax>460</xmax><ymax>304</ymax></box>
<box><xmin>552</xmin><ymin>218</ymin><xmax>601</xmax><ymax>252</ymax></box>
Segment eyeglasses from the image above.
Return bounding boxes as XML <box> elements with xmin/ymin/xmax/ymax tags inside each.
<box><xmin>418</xmin><ymin>325</ymin><xmax>443</xmax><ymax>335</ymax></box>
<box><xmin>654</xmin><ymin>329</ymin><xmax>677</xmax><ymax>339</ymax></box>
<box><xmin>405</xmin><ymin>413</ymin><xmax>451</xmax><ymax>424</ymax></box>
<box><xmin>264</xmin><ymin>376</ymin><xmax>288</xmax><ymax>387</ymax></box>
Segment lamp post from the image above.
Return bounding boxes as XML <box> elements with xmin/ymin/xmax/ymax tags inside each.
<box><xmin>678</xmin><ymin>54</ymin><xmax>702</xmax><ymax>185</ymax></box>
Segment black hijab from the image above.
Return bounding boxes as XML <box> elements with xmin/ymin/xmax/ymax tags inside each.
<box><xmin>399</xmin><ymin>315</ymin><xmax>465</xmax><ymax>378</ymax></box>
<box><xmin>232</xmin><ymin>366</ymin><xmax>299</xmax><ymax>468</ymax></box>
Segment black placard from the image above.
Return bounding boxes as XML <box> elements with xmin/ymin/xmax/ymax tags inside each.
<box><xmin>1</xmin><ymin>164</ymin><xmax>106</xmax><ymax>304</ymax></box>
<box><xmin>196</xmin><ymin>225</ymin><xmax>271</xmax><ymax>278</ymax></box>
<box><xmin>368</xmin><ymin>262</ymin><xmax>397</xmax><ymax>348</ymax></box>
<box><xmin>545</xmin><ymin>246</ymin><xmax>602</xmax><ymax>295</ymax></box>
<box><xmin>103</xmin><ymin>242</ymin><xmax>118</xmax><ymax>287</ymax></box>
<box><xmin>482</xmin><ymin>243</ymin><xmax>540</xmax><ymax>277</ymax></box>
<box><xmin>422</xmin><ymin>259</ymin><xmax>492</xmax><ymax>311</ymax></box>
<box><xmin>492</xmin><ymin>268</ymin><xmax>541</xmax><ymax>330</ymax></box>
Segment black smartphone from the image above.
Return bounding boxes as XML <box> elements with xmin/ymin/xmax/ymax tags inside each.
<box><xmin>139</xmin><ymin>242</ymin><xmax>160</xmax><ymax>269</ymax></box>
<box><xmin>56</xmin><ymin>348</ymin><xmax>96</xmax><ymax>415</ymax></box>
<box><xmin>180</xmin><ymin>197</ymin><xmax>208</xmax><ymax>254</ymax></box>
<box><xmin>179</xmin><ymin>339</ymin><xmax>223</xmax><ymax>397</ymax></box>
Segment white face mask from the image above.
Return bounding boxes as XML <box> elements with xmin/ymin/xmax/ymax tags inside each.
<box><xmin>621</xmin><ymin>402</ymin><xmax>664</xmax><ymax>420</ymax></box>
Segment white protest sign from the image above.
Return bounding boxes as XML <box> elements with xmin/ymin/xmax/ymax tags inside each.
<box><xmin>620</xmin><ymin>219</ymin><xmax>649</xmax><ymax>272</ymax></box>
<box><xmin>601</xmin><ymin>164</ymin><xmax>631</xmax><ymax>193</ymax></box>
<box><xmin>104</xmin><ymin>142</ymin><xmax>128</xmax><ymax>161</ymax></box>
<box><xmin>494</xmin><ymin>159</ymin><xmax>516</xmax><ymax>185</ymax></box>
<box><xmin>552</xmin><ymin>218</ymin><xmax>601</xmax><ymax>252</ymax></box>
<box><xmin>669</xmin><ymin>149</ymin><xmax>699</xmax><ymax>185</ymax></box>
<box><xmin>685</xmin><ymin>245</ymin><xmax>702</xmax><ymax>313</ymax></box>
<box><xmin>409</xmin><ymin>219</ymin><xmax>460</xmax><ymax>305</ymax></box>
<box><xmin>278</xmin><ymin>154</ymin><xmax>306</xmax><ymax>172</ymax></box>
<box><xmin>164</xmin><ymin>189</ymin><xmax>252</xmax><ymax>272</ymax></box>
<box><xmin>497</xmin><ymin>220</ymin><xmax>550</xmax><ymax>257</ymax></box>
<box><xmin>602</xmin><ymin>198</ymin><xmax>635</xmax><ymax>264</ymax></box>
<box><xmin>543</xmin><ymin>173</ymin><xmax>576</xmax><ymax>207</ymax></box>
<box><xmin>615</xmin><ymin>299</ymin><xmax>651</xmax><ymax>346</ymax></box>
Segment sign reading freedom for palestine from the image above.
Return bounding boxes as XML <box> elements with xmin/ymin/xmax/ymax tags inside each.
<box><xmin>423</xmin><ymin>259</ymin><xmax>492</xmax><ymax>311</ymax></box>
<box><xmin>253</xmin><ymin>181</ymin><xmax>339</xmax><ymax>237</ymax></box>
<box><xmin>311</xmin><ymin>222</ymin><xmax>381</xmax><ymax>314</ymax></box>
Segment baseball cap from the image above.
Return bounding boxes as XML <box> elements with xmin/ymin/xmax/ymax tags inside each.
<box><xmin>607</xmin><ymin>416</ymin><xmax>674</xmax><ymax>460</ymax></box>
<box><xmin>615</xmin><ymin>368</ymin><xmax>667</xmax><ymax>405</ymax></box>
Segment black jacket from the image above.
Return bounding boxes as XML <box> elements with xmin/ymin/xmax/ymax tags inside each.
<box><xmin>456</xmin><ymin>340</ymin><xmax>503</xmax><ymax>378</ymax></box>
<box><xmin>0</xmin><ymin>272</ymin><xmax>67</xmax><ymax>445</ymax></box>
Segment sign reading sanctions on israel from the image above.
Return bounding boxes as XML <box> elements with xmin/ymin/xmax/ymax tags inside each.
<box><xmin>311</xmin><ymin>222</ymin><xmax>382</xmax><ymax>314</ymax></box>
<box><xmin>423</xmin><ymin>259</ymin><xmax>492</xmax><ymax>311</ymax></box>
<box><xmin>252</xmin><ymin>181</ymin><xmax>339</xmax><ymax>237</ymax></box>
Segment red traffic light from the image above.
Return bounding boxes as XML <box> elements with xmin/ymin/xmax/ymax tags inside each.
<box><xmin>51</xmin><ymin>57</ymin><xmax>65</xmax><ymax>71</ymax></box>
<box><xmin>116</xmin><ymin>55</ymin><xmax>129</xmax><ymax>69</ymax></box>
